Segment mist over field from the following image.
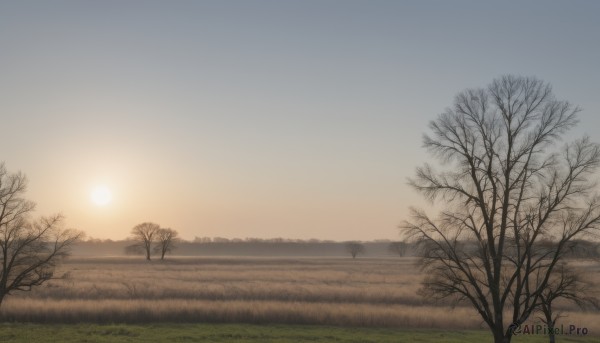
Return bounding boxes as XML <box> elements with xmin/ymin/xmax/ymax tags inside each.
<box><xmin>70</xmin><ymin>239</ymin><xmax>398</xmax><ymax>257</ymax></box>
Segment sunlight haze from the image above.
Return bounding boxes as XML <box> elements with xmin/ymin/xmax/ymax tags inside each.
<box><xmin>1</xmin><ymin>1</ymin><xmax>599</xmax><ymax>241</ymax></box>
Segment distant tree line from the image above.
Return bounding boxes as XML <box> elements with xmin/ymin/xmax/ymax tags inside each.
<box><xmin>75</xmin><ymin>237</ymin><xmax>419</xmax><ymax>258</ymax></box>
<box><xmin>192</xmin><ymin>237</ymin><xmax>340</xmax><ymax>243</ymax></box>
<box><xmin>88</xmin><ymin>237</ymin><xmax>600</xmax><ymax>259</ymax></box>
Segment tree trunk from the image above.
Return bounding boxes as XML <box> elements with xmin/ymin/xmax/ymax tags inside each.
<box><xmin>493</xmin><ymin>327</ymin><xmax>505</xmax><ymax>343</ymax></box>
<box><xmin>495</xmin><ymin>334</ymin><xmax>512</xmax><ymax>343</ymax></box>
<box><xmin>494</xmin><ymin>326</ymin><xmax>512</xmax><ymax>343</ymax></box>
<box><xmin>546</xmin><ymin>312</ymin><xmax>556</xmax><ymax>343</ymax></box>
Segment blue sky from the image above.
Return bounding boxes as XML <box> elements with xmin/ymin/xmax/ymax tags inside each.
<box><xmin>0</xmin><ymin>1</ymin><xmax>599</xmax><ymax>240</ymax></box>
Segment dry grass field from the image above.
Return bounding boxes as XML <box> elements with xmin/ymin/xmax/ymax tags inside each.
<box><xmin>2</xmin><ymin>256</ymin><xmax>599</xmax><ymax>336</ymax></box>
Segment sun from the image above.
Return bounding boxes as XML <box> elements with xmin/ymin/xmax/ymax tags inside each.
<box><xmin>91</xmin><ymin>186</ymin><xmax>112</xmax><ymax>206</ymax></box>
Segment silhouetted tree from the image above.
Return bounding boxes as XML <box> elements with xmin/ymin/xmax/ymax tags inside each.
<box><xmin>0</xmin><ymin>163</ymin><xmax>81</xmax><ymax>309</ymax></box>
<box><xmin>345</xmin><ymin>242</ymin><xmax>365</xmax><ymax>259</ymax></box>
<box><xmin>388</xmin><ymin>241</ymin><xmax>408</xmax><ymax>257</ymax></box>
<box><xmin>130</xmin><ymin>222</ymin><xmax>160</xmax><ymax>260</ymax></box>
<box><xmin>538</xmin><ymin>264</ymin><xmax>599</xmax><ymax>343</ymax></box>
<box><xmin>154</xmin><ymin>228</ymin><xmax>178</xmax><ymax>260</ymax></box>
<box><xmin>403</xmin><ymin>75</ymin><xmax>600</xmax><ymax>343</ymax></box>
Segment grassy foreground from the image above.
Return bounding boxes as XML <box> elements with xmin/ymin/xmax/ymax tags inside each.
<box><xmin>0</xmin><ymin>324</ymin><xmax>599</xmax><ymax>343</ymax></box>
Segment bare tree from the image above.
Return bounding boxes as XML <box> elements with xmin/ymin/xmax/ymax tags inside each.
<box><xmin>388</xmin><ymin>241</ymin><xmax>408</xmax><ymax>257</ymax></box>
<box><xmin>0</xmin><ymin>163</ymin><xmax>81</xmax><ymax>308</ymax></box>
<box><xmin>403</xmin><ymin>75</ymin><xmax>600</xmax><ymax>343</ymax></box>
<box><xmin>345</xmin><ymin>241</ymin><xmax>365</xmax><ymax>259</ymax></box>
<box><xmin>154</xmin><ymin>228</ymin><xmax>178</xmax><ymax>260</ymax></box>
<box><xmin>538</xmin><ymin>263</ymin><xmax>599</xmax><ymax>343</ymax></box>
<box><xmin>130</xmin><ymin>222</ymin><xmax>160</xmax><ymax>260</ymax></box>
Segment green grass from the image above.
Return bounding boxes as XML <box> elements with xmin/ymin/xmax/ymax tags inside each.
<box><xmin>0</xmin><ymin>323</ymin><xmax>598</xmax><ymax>342</ymax></box>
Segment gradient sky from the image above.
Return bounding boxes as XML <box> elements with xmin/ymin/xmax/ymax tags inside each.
<box><xmin>1</xmin><ymin>1</ymin><xmax>599</xmax><ymax>241</ymax></box>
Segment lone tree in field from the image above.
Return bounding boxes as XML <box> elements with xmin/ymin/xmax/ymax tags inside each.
<box><xmin>345</xmin><ymin>241</ymin><xmax>365</xmax><ymax>259</ymax></box>
<box><xmin>388</xmin><ymin>241</ymin><xmax>408</xmax><ymax>257</ymax></box>
<box><xmin>154</xmin><ymin>228</ymin><xmax>178</xmax><ymax>260</ymax></box>
<box><xmin>403</xmin><ymin>75</ymin><xmax>600</xmax><ymax>343</ymax></box>
<box><xmin>538</xmin><ymin>264</ymin><xmax>599</xmax><ymax>343</ymax></box>
<box><xmin>130</xmin><ymin>222</ymin><xmax>160</xmax><ymax>260</ymax></box>
<box><xmin>0</xmin><ymin>163</ymin><xmax>81</xmax><ymax>308</ymax></box>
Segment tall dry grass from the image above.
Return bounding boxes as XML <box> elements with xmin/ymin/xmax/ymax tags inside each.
<box><xmin>1</xmin><ymin>299</ymin><xmax>484</xmax><ymax>329</ymax></box>
<box><xmin>1</xmin><ymin>256</ymin><xmax>599</xmax><ymax>332</ymax></box>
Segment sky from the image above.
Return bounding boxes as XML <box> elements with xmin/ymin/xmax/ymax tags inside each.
<box><xmin>1</xmin><ymin>1</ymin><xmax>599</xmax><ymax>241</ymax></box>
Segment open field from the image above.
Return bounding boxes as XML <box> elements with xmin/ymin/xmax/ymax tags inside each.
<box><xmin>2</xmin><ymin>257</ymin><xmax>600</xmax><ymax>341</ymax></box>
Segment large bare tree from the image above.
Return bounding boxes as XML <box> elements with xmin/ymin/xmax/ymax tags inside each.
<box><xmin>130</xmin><ymin>222</ymin><xmax>160</xmax><ymax>260</ymax></box>
<box><xmin>154</xmin><ymin>228</ymin><xmax>178</xmax><ymax>260</ymax></box>
<box><xmin>0</xmin><ymin>163</ymin><xmax>81</xmax><ymax>308</ymax></box>
<box><xmin>403</xmin><ymin>75</ymin><xmax>600</xmax><ymax>343</ymax></box>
